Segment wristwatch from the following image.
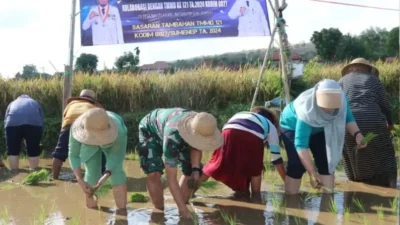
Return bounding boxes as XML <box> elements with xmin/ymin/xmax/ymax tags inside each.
<box><xmin>192</xmin><ymin>167</ymin><xmax>202</xmax><ymax>175</ymax></box>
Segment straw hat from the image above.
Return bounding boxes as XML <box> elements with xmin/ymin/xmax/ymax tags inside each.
<box><xmin>71</xmin><ymin>108</ymin><xmax>117</xmax><ymax>146</ymax></box>
<box><xmin>316</xmin><ymin>79</ymin><xmax>343</xmax><ymax>109</ymax></box>
<box><xmin>67</xmin><ymin>89</ymin><xmax>98</xmax><ymax>104</ymax></box>
<box><xmin>341</xmin><ymin>58</ymin><xmax>379</xmax><ymax>77</ymax></box>
<box><xmin>177</xmin><ymin>112</ymin><xmax>223</xmax><ymax>152</ymax></box>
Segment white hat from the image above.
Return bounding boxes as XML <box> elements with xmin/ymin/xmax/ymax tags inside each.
<box><xmin>72</xmin><ymin>108</ymin><xmax>117</xmax><ymax>146</ymax></box>
<box><xmin>316</xmin><ymin>79</ymin><xmax>343</xmax><ymax>109</ymax></box>
<box><xmin>177</xmin><ymin>112</ymin><xmax>223</xmax><ymax>152</ymax></box>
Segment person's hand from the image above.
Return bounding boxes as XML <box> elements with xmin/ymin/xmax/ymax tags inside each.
<box><xmin>180</xmin><ymin>208</ymin><xmax>192</xmax><ymax>219</ymax></box>
<box><xmin>355</xmin><ymin>133</ymin><xmax>367</xmax><ymax>149</ymax></box>
<box><xmin>78</xmin><ymin>179</ymin><xmax>94</xmax><ymax>195</ymax></box>
<box><xmin>89</xmin><ymin>11</ymin><xmax>98</xmax><ymax>19</ymax></box>
<box><xmin>240</xmin><ymin>7</ymin><xmax>247</xmax><ymax>16</ymax></box>
<box><xmin>309</xmin><ymin>172</ymin><xmax>321</xmax><ymax>189</ymax></box>
<box><xmin>188</xmin><ymin>171</ymin><xmax>200</xmax><ymax>189</ymax></box>
<box><xmin>388</xmin><ymin>124</ymin><xmax>394</xmax><ymax>132</ymax></box>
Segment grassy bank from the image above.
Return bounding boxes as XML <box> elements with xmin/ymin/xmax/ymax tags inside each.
<box><xmin>0</xmin><ymin>60</ymin><xmax>398</xmax><ymax>153</ymax></box>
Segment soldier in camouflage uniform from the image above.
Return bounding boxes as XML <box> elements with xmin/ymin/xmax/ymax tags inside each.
<box><xmin>138</xmin><ymin>108</ymin><xmax>223</xmax><ymax>219</ymax></box>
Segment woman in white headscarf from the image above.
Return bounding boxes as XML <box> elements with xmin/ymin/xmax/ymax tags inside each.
<box><xmin>279</xmin><ymin>79</ymin><xmax>367</xmax><ymax>194</ymax></box>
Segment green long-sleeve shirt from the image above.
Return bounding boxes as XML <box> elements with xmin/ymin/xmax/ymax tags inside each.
<box><xmin>69</xmin><ymin>111</ymin><xmax>127</xmax><ymax>173</ymax></box>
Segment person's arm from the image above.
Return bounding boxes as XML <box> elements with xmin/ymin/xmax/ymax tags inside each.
<box><xmin>115</xmin><ymin>8</ymin><xmax>124</xmax><ymax>44</ymax></box>
<box><xmin>265</xmin><ymin>121</ymin><xmax>285</xmax><ymax>181</ymax></box>
<box><xmin>4</xmin><ymin>104</ymin><xmax>10</xmax><ymax>121</ymax></box>
<box><xmin>344</xmin><ymin>97</ymin><xmax>360</xmax><ymax>136</ymax></box>
<box><xmin>82</xmin><ymin>8</ymin><xmax>96</xmax><ymax>30</ymax></box>
<box><xmin>295</xmin><ymin>120</ymin><xmax>316</xmax><ymax>176</ymax></box>
<box><xmin>228</xmin><ymin>1</ymin><xmax>242</xmax><ymax>19</ymax></box>
<box><xmin>163</xmin><ymin>136</ymin><xmax>190</xmax><ymax>215</ymax></box>
<box><xmin>374</xmin><ymin>79</ymin><xmax>393</xmax><ymax>125</ymax></box>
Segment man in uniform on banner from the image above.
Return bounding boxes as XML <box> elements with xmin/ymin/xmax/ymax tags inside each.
<box><xmin>228</xmin><ymin>0</ymin><xmax>270</xmax><ymax>37</ymax></box>
<box><xmin>82</xmin><ymin>0</ymin><xmax>124</xmax><ymax>45</ymax></box>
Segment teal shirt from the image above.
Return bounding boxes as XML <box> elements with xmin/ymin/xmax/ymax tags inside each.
<box><xmin>69</xmin><ymin>111</ymin><xmax>128</xmax><ymax>171</ymax></box>
<box><xmin>280</xmin><ymin>98</ymin><xmax>355</xmax><ymax>151</ymax></box>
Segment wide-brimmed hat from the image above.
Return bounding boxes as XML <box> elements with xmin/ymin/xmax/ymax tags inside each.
<box><xmin>72</xmin><ymin>108</ymin><xmax>117</xmax><ymax>146</ymax></box>
<box><xmin>316</xmin><ymin>79</ymin><xmax>342</xmax><ymax>109</ymax></box>
<box><xmin>67</xmin><ymin>89</ymin><xmax>98</xmax><ymax>104</ymax></box>
<box><xmin>341</xmin><ymin>58</ymin><xmax>379</xmax><ymax>77</ymax></box>
<box><xmin>177</xmin><ymin>112</ymin><xmax>223</xmax><ymax>152</ymax></box>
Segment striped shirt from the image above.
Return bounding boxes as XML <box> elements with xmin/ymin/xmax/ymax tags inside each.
<box><xmin>223</xmin><ymin>112</ymin><xmax>282</xmax><ymax>164</ymax></box>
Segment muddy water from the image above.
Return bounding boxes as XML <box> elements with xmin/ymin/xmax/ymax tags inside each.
<box><xmin>0</xmin><ymin>159</ymin><xmax>398</xmax><ymax>225</ymax></box>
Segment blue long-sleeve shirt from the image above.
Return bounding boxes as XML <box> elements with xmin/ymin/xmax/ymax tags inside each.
<box><xmin>4</xmin><ymin>95</ymin><xmax>44</xmax><ymax>127</ymax></box>
<box><xmin>280</xmin><ymin>98</ymin><xmax>355</xmax><ymax>151</ymax></box>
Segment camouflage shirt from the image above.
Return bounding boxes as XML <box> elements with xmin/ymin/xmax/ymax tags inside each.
<box><xmin>144</xmin><ymin>108</ymin><xmax>193</xmax><ymax>167</ymax></box>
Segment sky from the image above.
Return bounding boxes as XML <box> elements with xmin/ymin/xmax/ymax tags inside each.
<box><xmin>0</xmin><ymin>0</ymin><xmax>398</xmax><ymax>77</ymax></box>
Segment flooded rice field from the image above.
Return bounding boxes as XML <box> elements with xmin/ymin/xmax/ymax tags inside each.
<box><xmin>0</xmin><ymin>158</ymin><xmax>398</xmax><ymax>225</ymax></box>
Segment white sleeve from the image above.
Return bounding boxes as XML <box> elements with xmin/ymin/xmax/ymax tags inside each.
<box><xmin>115</xmin><ymin>7</ymin><xmax>124</xmax><ymax>44</ymax></box>
<box><xmin>257</xmin><ymin>2</ymin><xmax>270</xmax><ymax>35</ymax></box>
<box><xmin>82</xmin><ymin>8</ymin><xmax>96</xmax><ymax>30</ymax></box>
<box><xmin>266</xmin><ymin>120</ymin><xmax>282</xmax><ymax>164</ymax></box>
<box><xmin>228</xmin><ymin>1</ymin><xmax>242</xmax><ymax>19</ymax></box>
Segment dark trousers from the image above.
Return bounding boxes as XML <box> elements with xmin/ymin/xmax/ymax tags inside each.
<box><xmin>52</xmin><ymin>127</ymin><xmax>106</xmax><ymax>173</ymax></box>
<box><xmin>280</xmin><ymin>128</ymin><xmax>330</xmax><ymax>179</ymax></box>
<box><xmin>6</xmin><ymin>125</ymin><xmax>43</xmax><ymax>157</ymax></box>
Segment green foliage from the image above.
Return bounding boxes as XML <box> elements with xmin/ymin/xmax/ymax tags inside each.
<box><xmin>94</xmin><ymin>180</ymin><xmax>112</xmax><ymax>197</ymax></box>
<box><xmin>361</xmin><ymin>132</ymin><xmax>378</xmax><ymax>145</ymax></box>
<box><xmin>335</xmin><ymin>34</ymin><xmax>366</xmax><ymax>61</ymax></box>
<box><xmin>130</xmin><ymin>192</ymin><xmax>149</xmax><ymax>203</ymax></box>
<box><xmin>22</xmin><ymin>169</ymin><xmax>50</xmax><ymax>185</ymax></box>
<box><xmin>359</xmin><ymin>27</ymin><xmax>389</xmax><ymax>60</ymax></box>
<box><xmin>75</xmin><ymin>53</ymin><xmax>99</xmax><ymax>75</ymax></box>
<box><xmin>15</xmin><ymin>65</ymin><xmax>51</xmax><ymax>80</ymax></box>
<box><xmin>310</xmin><ymin>28</ymin><xmax>343</xmax><ymax>61</ymax></box>
<box><xmin>200</xmin><ymin>181</ymin><xmax>219</xmax><ymax>189</ymax></box>
<box><xmin>115</xmin><ymin>47</ymin><xmax>140</xmax><ymax>73</ymax></box>
<box><xmin>386</xmin><ymin>27</ymin><xmax>399</xmax><ymax>56</ymax></box>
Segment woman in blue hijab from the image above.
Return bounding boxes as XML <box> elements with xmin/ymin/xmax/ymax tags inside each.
<box><xmin>279</xmin><ymin>79</ymin><xmax>367</xmax><ymax>194</ymax></box>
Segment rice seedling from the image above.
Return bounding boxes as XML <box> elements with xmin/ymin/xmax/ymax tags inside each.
<box><xmin>31</xmin><ymin>205</ymin><xmax>46</xmax><ymax>225</ymax></box>
<box><xmin>70</xmin><ymin>215</ymin><xmax>80</xmax><ymax>225</ymax></box>
<box><xmin>200</xmin><ymin>181</ymin><xmax>219</xmax><ymax>189</ymax></box>
<box><xmin>22</xmin><ymin>168</ymin><xmax>50</xmax><ymax>185</ymax></box>
<box><xmin>130</xmin><ymin>192</ymin><xmax>149</xmax><ymax>203</ymax></box>
<box><xmin>0</xmin><ymin>207</ymin><xmax>10</xmax><ymax>224</ymax></box>
<box><xmin>376</xmin><ymin>205</ymin><xmax>384</xmax><ymax>221</ymax></box>
<box><xmin>93</xmin><ymin>180</ymin><xmax>112</xmax><ymax>197</ymax></box>
<box><xmin>361</xmin><ymin>132</ymin><xmax>378</xmax><ymax>145</ymax></box>
<box><xmin>353</xmin><ymin>198</ymin><xmax>366</xmax><ymax>213</ymax></box>
<box><xmin>192</xmin><ymin>212</ymin><xmax>199</xmax><ymax>225</ymax></box>
<box><xmin>329</xmin><ymin>198</ymin><xmax>338</xmax><ymax>213</ymax></box>
<box><xmin>294</xmin><ymin>216</ymin><xmax>306</xmax><ymax>225</ymax></box>
<box><xmin>219</xmin><ymin>209</ymin><xmax>237</xmax><ymax>225</ymax></box>
<box><xmin>125</xmin><ymin>151</ymin><xmax>139</xmax><ymax>160</ymax></box>
<box><xmin>389</xmin><ymin>196</ymin><xmax>398</xmax><ymax>215</ymax></box>
<box><xmin>343</xmin><ymin>207</ymin><xmax>351</xmax><ymax>221</ymax></box>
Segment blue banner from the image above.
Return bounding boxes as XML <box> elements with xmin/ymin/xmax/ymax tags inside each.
<box><xmin>80</xmin><ymin>0</ymin><xmax>271</xmax><ymax>46</ymax></box>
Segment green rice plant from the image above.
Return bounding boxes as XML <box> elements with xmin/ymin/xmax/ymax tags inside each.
<box><xmin>353</xmin><ymin>198</ymin><xmax>366</xmax><ymax>213</ymax></box>
<box><xmin>329</xmin><ymin>198</ymin><xmax>338</xmax><ymax>213</ymax></box>
<box><xmin>94</xmin><ymin>180</ymin><xmax>112</xmax><ymax>197</ymax></box>
<box><xmin>343</xmin><ymin>207</ymin><xmax>351</xmax><ymax>221</ymax></box>
<box><xmin>294</xmin><ymin>216</ymin><xmax>306</xmax><ymax>225</ymax></box>
<box><xmin>125</xmin><ymin>151</ymin><xmax>139</xmax><ymax>160</ymax></box>
<box><xmin>219</xmin><ymin>209</ymin><xmax>237</xmax><ymax>225</ymax></box>
<box><xmin>71</xmin><ymin>215</ymin><xmax>80</xmax><ymax>225</ymax></box>
<box><xmin>130</xmin><ymin>192</ymin><xmax>149</xmax><ymax>203</ymax></box>
<box><xmin>376</xmin><ymin>205</ymin><xmax>384</xmax><ymax>220</ymax></box>
<box><xmin>31</xmin><ymin>205</ymin><xmax>46</xmax><ymax>225</ymax></box>
<box><xmin>192</xmin><ymin>212</ymin><xmax>199</xmax><ymax>225</ymax></box>
<box><xmin>0</xmin><ymin>207</ymin><xmax>10</xmax><ymax>224</ymax></box>
<box><xmin>22</xmin><ymin>168</ymin><xmax>50</xmax><ymax>185</ymax></box>
<box><xmin>389</xmin><ymin>196</ymin><xmax>398</xmax><ymax>215</ymax></box>
<box><xmin>200</xmin><ymin>181</ymin><xmax>219</xmax><ymax>189</ymax></box>
<box><xmin>361</xmin><ymin>132</ymin><xmax>378</xmax><ymax>145</ymax></box>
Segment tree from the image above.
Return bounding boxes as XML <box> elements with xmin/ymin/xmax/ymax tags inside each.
<box><xmin>115</xmin><ymin>47</ymin><xmax>140</xmax><ymax>73</ymax></box>
<box><xmin>75</xmin><ymin>53</ymin><xmax>98</xmax><ymax>74</ymax></box>
<box><xmin>359</xmin><ymin>27</ymin><xmax>389</xmax><ymax>60</ymax></box>
<box><xmin>310</xmin><ymin>28</ymin><xmax>343</xmax><ymax>61</ymax></box>
<box><xmin>335</xmin><ymin>34</ymin><xmax>366</xmax><ymax>61</ymax></box>
<box><xmin>385</xmin><ymin>27</ymin><xmax>399</xmax><ymax>56</ymax></box>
